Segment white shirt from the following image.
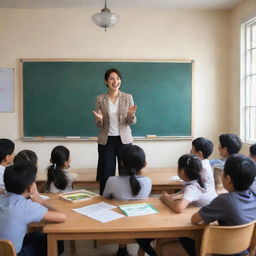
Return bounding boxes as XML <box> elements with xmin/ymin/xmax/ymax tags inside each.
<box><xmin>103</xmin><ymin>175</ymin><xmax>152</xmax><ymax>200</ymax></box>
<box><xmin>108</xmin><ymin>97</ymin><xmax>120</xmax><ymax>136</ymax></box>
<box><xmin>0</xmin><ymin>165</ymin><xmax>6</xmax><ymax>190</ymax></box>
<box><xmin>201</xmin><ymin>159</ymin><xmax>215</xmax><ymax>190</ymax></box>
<box><xmin>49</xmin><ymin>171</ymin><xmax>77</xmax><ymax>193</ymax></box>
<box><xmin>182</xmin><ymin>180</ymin><xmax>217</xmax><ymax>207</ymax></box>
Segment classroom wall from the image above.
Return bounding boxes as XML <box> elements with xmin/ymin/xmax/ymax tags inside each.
<box><xmin>0</xmin><ymin>8</ymin><xmax>230</xmax><ymax>170</ymax></box>
<box><xmin>230</xmin><ymin>0</ymin><xmax>256</xmax><ymax>155</ymax></box>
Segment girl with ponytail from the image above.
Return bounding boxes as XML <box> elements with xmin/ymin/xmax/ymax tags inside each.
<box><xmin>103</xmin><ymin>145</ymin><xmax>152</xmax><ymax>200</ymax></box>
<box><xmin>103</xmin><ymin>145</ymin><xmax>152</xmax><ymax>256</ymax></box>
<box><xmin>160</xmin><ymin>154</ymin><xmax>217</xmax><ymax>213</ymax></box>
<box><xmin>137</xmin><ymin>154</ymin><xmax>217</xmax><ymax>256</ymax></box>
<box><xmin>46</xmin><ymin>146</ymin><xmax>77</xmax><ymax>193</ymax></box>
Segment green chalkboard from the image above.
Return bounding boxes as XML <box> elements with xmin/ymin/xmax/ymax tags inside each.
<box><xmin>22</xmin><ymin>60</ymin><xmax>193</xmax><ymax>138</ymax></box>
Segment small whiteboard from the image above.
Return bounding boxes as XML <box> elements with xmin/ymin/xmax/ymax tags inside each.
<box><xmin>0</xmin><ymin>68</ymin><xmax>14</xmax><ymax>112</ymax></box>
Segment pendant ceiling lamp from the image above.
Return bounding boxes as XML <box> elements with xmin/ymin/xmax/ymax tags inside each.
<box><xmin>91</xmin><ymin>0</ymin><xmax>120</xmax><ymax>31</ymax></box>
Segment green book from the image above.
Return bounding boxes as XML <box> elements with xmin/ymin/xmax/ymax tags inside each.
<box><xmin>118</xmin><ymin>203</ymin><xmax>159</xmax><ymax>217</ymax></box>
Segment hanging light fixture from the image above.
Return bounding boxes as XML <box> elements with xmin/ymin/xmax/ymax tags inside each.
<box><xmin>91</xmin><ymin>0</ymin><xmax>120</xmax><ymax>31</ymax></box>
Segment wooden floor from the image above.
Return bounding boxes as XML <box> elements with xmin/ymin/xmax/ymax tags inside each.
<box><xmin>62</xmin><ymin>239</ymin><xmax>188</xmax><ymax>256</ymax></box>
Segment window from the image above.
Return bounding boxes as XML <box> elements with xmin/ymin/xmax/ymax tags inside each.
<box><xmin>241</xmin><ymin>17</ymin><xmax>256</xmax><ymax>144</ymax></box>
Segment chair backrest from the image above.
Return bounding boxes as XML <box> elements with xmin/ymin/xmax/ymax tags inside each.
<box><xmin>200</xmin><ymin>221</ymin><xmax>256</xmax><ymax>256</ymax></box>
<box><xmin>0</xmin><ymin>239</ymin><xmax>16</xmax><ymax>256</ymax></box>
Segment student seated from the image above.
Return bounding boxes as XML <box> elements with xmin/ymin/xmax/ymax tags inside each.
<box><xmin>137</xmin><ymin>154</ymin><xmax>217</xmax><ymax>256</ymax></box>
<box><xmin>210</xmin><ymin>133</ymin><xmax>242</xmax><ymax>170</ymax></box>
<box><xmin>14</xmin><ymin>149</ymin><xmax>38</xmax><ymax>166</ymax></box>
<box><xmin>46</xmin><ymin>145</ymin><xmax>77</xmax><ymax>193</ymax></box>
<box><xmin>0</xmin><ymin>138</ymin><xmax>15</xmax><ymax>194</ymax></box>
<box><xmin>249</xmin><ymin>143</ymin><xmax>256</xmax><ymax>193</ymax></box>
<box><xmin>0</xmin><ymin>160</ymin><xmax>66</xmax><ymax>256</ymax></box>
<box><xmin>181</xmin><ymin>154</ymin><xmax>256</xmax><ymax>256</ymax></box>
<box><xmin>103</xmin><ymin>145</ymin><xmax>152</xmax><ymax>256</ymax></box>
<box><xmin>191</xmin><ymin>137</ymin><xmax>215</xmax><ymax>191</ymax></box>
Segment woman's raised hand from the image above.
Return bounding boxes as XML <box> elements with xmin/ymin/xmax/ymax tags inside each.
<box><xmin>92</xmin><ymin>110</ymin><xmax>103</xmax><ymax>121</ymax></box>
<box><xmin>128</xmin><ymin>105</ymin><xmax>137</xmax><ymax>118</ymax></box>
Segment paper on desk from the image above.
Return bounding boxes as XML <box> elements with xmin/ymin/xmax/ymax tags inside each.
<box><xmin>73</xmin><ymin>202</ymin><xmax>125</xmax><ymax>223</ymax></box>
<box><xmin>169</xmin><ymin>175</ymin><xmax>183</xmax><ymax>182</ymax></box>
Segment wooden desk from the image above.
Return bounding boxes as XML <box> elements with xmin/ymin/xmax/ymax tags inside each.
<box><xmin>36</xmin><ymin>167</ymin><xmax>182</xmax><ymax>194</ymax></box>
<box><xmin>43</xmin><ymin>195</ymin><xmax>203</xmax><ymax>256</ymax></box>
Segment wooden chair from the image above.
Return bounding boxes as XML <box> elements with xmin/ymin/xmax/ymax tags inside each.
<box><xmin>200</xmin><ymin>221</ymin><xmax>256</xmax><ymax>256</ymax></box>
<box><xmin>0</xmin><ymin>239</ymin><xmax>16</xmax><ymax>256</ymax></box>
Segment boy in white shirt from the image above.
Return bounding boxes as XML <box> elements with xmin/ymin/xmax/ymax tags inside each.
<box><xmin>0</xmin><ymin>138</ymin><xmax>15</xmax><ymax>193</ymax></box>
<box><xmin>191</xmin><ymin>137</ymin><xmax>215</xmax><ymax>190</ymax></box>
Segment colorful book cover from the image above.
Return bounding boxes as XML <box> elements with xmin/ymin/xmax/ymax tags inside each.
<box><xmin>59</xmin><ymin>189</ymin><xmax>98</xmax><ymax>203</ymax></box>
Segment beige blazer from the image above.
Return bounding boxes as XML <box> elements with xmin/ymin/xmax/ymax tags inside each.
<box><xmin>94</xmin><ymin>91</ymin><xmax>137</xmax><ymax>145</ymax></box>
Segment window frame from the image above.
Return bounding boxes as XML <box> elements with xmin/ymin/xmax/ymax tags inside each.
<box><xmin>240</xmin><ymin>17</ymin><xmax>256</xmax><ymax>144</ymax></box>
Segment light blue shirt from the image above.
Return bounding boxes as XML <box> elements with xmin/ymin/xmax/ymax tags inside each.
<box><xmin>209</xmin><ymin>158</ymin><xmax>226</xmax><ymax>170</ymax></box>
<box><xmin>0</xmin><ymin>193</ymin><xmax>47</xmax><ymax>253</ymax></box>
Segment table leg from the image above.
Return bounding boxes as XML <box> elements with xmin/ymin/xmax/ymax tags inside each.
<box><xmin>47</xmin><ymin>234</ymin><xmax>58</xmax><ymax>256</ymax></box>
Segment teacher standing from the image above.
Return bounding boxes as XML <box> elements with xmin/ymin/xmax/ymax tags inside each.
<box><xmin>93</xmin><ymin>68</ymin><xmax>137</xmax><ymax>195</ymax></box>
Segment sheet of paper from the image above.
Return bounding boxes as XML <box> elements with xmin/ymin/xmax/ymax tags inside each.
<box><xmin>169</xmin><ymin>175</ymin><xmax>183</xmax><ymax>182</ymax></box>
<box><xmin>73</xmin><ymin>202</ymin><xmax>124</xmax><ymax>223</ymax></box>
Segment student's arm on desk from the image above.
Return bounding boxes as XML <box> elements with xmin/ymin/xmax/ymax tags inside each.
<box><xmin>160</xmin><ymin>191</ymin><xmax>189</xmax><ymax>213</ymax></box>
<box><xmin>191</xmin><ymin>211</ymin><xmax>204</xmax><ymax>225</ymax></box>
<box><xmin>31</xmin><ymin>188</ymin><xmax>66</xmax><ymax>223</ymax></box>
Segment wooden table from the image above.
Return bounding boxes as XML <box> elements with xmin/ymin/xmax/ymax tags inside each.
<box><xmin>36</xmin><ymin>167</ymin><xmax>182</xmax><ymax>194</ymax></box>
<box><xmin>43</xmin><ymin>195</ymin><xmax>204</xmax><ymax>256</ymax></box>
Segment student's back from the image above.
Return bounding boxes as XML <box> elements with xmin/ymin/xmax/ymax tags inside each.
<box><xmin>189</xmin><ymin>154</ymin><xmax>256</xmax><ymax>256</ymax></box>
<box><xmin>0</xmin><ymin>161</ymin><xmax>66</xmax><ymax>256</ymax></box>
<box><xmin>46</xmin><ymin>145</ymin><xmax>76</xmax><ymax>193</ymax></box>
<box><xmin>103</xmin><ymin>175</ymin><xmax>151</xmax><ymax>200</ymax></box>
<box><xmin>103</xmin><ymin>145</ymin><xmax>151</xmax><ymax>200</ymax></box>
<box><xmin>0</xmin><ymin>138</ymin><xmax>15</xmax><ymax>192</ymax></box>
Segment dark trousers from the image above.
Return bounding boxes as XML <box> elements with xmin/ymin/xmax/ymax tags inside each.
<box><xmin>97</xmin><ymin>136</ymin><xmax>131</xmax><ymax>195</ymax></box>
<box><xmin>17</xmin><ymin>232</ymin><xmax>64</xmax><ymax>256</ymax></box>
<box><xmin>136</xmin><ymin>239</ymin><xmax>157</xmax><ymax>256</ymax></box>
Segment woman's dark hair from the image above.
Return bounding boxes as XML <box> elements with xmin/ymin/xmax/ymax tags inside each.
<box><xmin>178</xmin><ymin>154</ymin><xmax>204</xmax><ymax>188</ymax></box>
<box><xmin>14</xmin><ymin>150</ymin><xmax>38</xmax><ymax>166</ymax></box>
<box><xmin>122</xmin><ymin>145</ymin><xmax>146</xmax><ymax>196</ymax></box>
<box><xmin>46</xmin><ymin>145</ymin><xmax>70</xmax><ymax>191</ymax></box>
<box><xmin>104</xmin><ymin>68</ymin><xmax>122</xmax><ymax>87</ymax></box>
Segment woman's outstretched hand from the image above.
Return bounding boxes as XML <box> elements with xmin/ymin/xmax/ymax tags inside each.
<box><xmin>128</xmin><ymin>105</ymin><xmax>137</xmax><ymax>118</ymax></box>
<box><xmin>93</xmin><ymin>110</ymin><xmax>103</xmax><ymax>122</ymax></box>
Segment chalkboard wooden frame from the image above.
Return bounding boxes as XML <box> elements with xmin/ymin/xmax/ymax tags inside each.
<box><xmin>20</xmin><ymin>59</ymin><xmax>194</xmax><ymax>141</ymax></box>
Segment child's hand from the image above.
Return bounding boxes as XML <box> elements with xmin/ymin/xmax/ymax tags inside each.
<box><xmin>160</xmin><ymin>191</ymin><xmax>172</xmax><ymax>203</ymax></box>
<box><xmin>30</xmin><ymin>186</ymin><xmax>43</xmax><ymax>203</ymax></box>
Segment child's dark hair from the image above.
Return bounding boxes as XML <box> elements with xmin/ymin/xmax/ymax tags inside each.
<box><xmin>0</xmin><ymin>138</ymin><xmax>15</xmax><ymax>163</ymax></box>
<box><xmin>4</xmin><ymin>160</ymin><xmax>37</xmax><ymax>194</ymax></box>
<box><xmin>178</xmin><ymin>154</ymin><xmax>204</xmax><ymax>188</ymax></box>
<box><xmin>250</xmin><ymin>143</ymin><xmax>256</xmax><ymax>157</ymax></box>
<box><xmin>104</xmin><ymin>68</ymin><xmax>122</xmax><ymax>87</ymax></box>
<box><xmin>224</xmin><ymin>154</ymin><xmax>256</xmax><ymax>191</ymax></box>
<box><xmin>46</xmin><ymin>145</ymin><xmax>70</xmax><ymax>191</ymax></box>
<box><xmin>219</xmin><ymin>134</ymin><xmax>242</xmax><ymax>155</ymax></box>
<box><xmin>122</xmin><ymin>145</ymin><xmax>146</xmax><ymax>196</ymax></box>
<box><xmin>14</xmin><ymin>150</ymin><xmax>38</xmax><ymax>166</ymax></box>
<box><xmin>192</xmin><ymin>137</ymin><xmax>213</xmax><ymax>159</ymax></box>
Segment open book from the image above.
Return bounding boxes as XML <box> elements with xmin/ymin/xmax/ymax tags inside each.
<box><xmin>59</xmin><ymin>189</ymin><xmax>98</xmax><ymax>203</ymax></box>
<box><xmin>118</xmin><ymin>203</ymin><xmax>159</xmax><ymax>217</ymax></box>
